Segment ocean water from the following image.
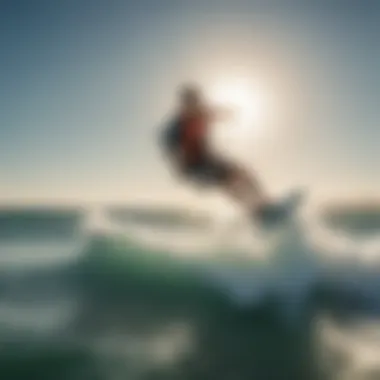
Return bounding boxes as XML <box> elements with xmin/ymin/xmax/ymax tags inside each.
<box><xmin>1</xmin><ymin>206</ymin><xmax>380</xmax><ymax>380</ymax></box>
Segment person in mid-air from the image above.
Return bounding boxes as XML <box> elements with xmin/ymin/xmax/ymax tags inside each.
<box><xmin>159</xmin><ymin>83</ymin><xmax>273</xmax><ymax>219</ymax></box>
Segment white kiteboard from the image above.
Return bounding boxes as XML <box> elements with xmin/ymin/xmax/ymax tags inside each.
<box><xmin>255</xmin><ymin>188</ymin><xmax>305</xmax><ymax>228</ymax></box>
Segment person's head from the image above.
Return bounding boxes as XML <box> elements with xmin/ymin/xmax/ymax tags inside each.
<box><xmin>178</xmin><ymin>83</ymin><xmax>203</xmax><ymax>109</ymax></box>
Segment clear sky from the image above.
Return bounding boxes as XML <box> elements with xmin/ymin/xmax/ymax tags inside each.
<box><xmin>1</xmin><ymin>0</ymin><xmax>380</xmax><ymax>204</ymax></box>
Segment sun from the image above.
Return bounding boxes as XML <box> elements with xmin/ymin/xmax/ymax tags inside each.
<box><xmin>208</xmin><ymin>78</ymin><xmax>267</xmax><ymax>132</ymax></box>
<box><xmin>206</xmin><ymin>77</ymin><xmax>270</xmax><ymax>159</ymax></box>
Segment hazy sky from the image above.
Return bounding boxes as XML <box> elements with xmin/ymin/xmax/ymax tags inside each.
<box><xmin>1</xmin><ymin>0</ymin><xmax>380</xmax><ymax>204</ymax></box>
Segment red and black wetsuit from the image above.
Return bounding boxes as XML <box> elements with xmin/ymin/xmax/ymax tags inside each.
<box><xmin>161</xmin><ymin>108</ymin><xmax>232</xmax><ymax>184</ymax></box>
<box><xmin>179</xmin><ymin>110</ymin><xmax>209</xmax><ymax>166</ymax></box>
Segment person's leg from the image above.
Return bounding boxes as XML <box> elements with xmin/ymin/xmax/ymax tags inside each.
<box><xmin>222</xmin><ymin>166</ymin><xmax>268</xmax><ymax>211</ymax></box>
<box><xmin>207</xmin><ymin>158</ymin><xmax>270</xmax><ymax>212</ymax></box>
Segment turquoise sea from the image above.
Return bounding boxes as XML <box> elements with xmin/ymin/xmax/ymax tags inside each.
<box><xmin>1</xmin><ymin>205</ymin><xmax>380</xmax><ymax>380</ymax></box>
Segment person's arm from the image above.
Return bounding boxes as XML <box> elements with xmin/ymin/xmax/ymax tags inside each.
<box><xmin>207</xmin><ymin>105</ymin><xmax>237</xmax><ymax>123</ymax></box>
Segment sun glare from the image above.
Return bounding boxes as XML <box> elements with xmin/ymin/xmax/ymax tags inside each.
<box><xmin>208</xmin><ymin>78</ymin><xmax>267</xmax><ymax>132</ymax></box>
<box><xmin>206</xmin><ymin>77</ymin><xmax>271</xmax><ymax>159</ymax></box>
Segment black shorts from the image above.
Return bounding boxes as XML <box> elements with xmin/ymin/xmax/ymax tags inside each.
<box><xmin>184</xmin><ymin>156</ymin><xmax>234</xmax><ymax>185</ymax></box>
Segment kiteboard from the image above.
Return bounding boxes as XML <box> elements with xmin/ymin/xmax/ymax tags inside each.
<box><xmin>255</xmin><ymin>188</ymin><xmax>305</xmax><ymax>228</ymax></box>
